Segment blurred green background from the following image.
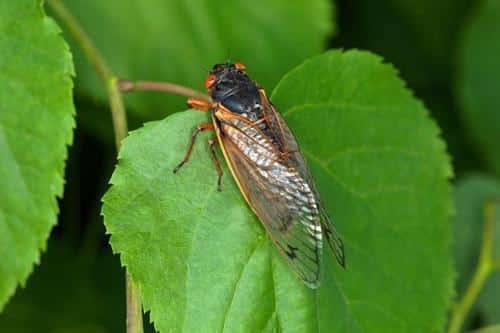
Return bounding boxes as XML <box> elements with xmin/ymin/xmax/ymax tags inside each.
<box><xmin>1</xmin><ymin>0</ymin><xmax>500</xmax><ymax>331</ymax></box>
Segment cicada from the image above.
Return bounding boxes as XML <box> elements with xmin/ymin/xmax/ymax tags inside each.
<box><xmin>174</xmin><ymin>62</ymin><xmax>345</xmax><ymax>288</ymax></box>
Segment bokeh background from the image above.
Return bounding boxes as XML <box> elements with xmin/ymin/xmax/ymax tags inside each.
<box><xmin>1</xmin><ymin>0</ymin><xmax>499</xmax><ymax>331</ymax></box>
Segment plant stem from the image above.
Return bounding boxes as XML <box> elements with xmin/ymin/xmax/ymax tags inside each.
<box><xmin>45</xmin><ymin>0</ymin><xmax>112</xmax><ymax>81</ymax></box>
<box><xmin>447</xmin><ymin>200</ymin><xmax>499</xmax><ymax>333</ymax></box>
<box><xmin>46</xmin><ymin>1</ymin><xmax>142</xmax><ymax>332</ymax></box>
<box><xmin>126</xmin><ymin>274</ymin><xmax>143</xmax><ymax>333</ymax></box>
<box><xmin>107</xmin><ymin>77</ymin><xmax>128</xmax><ymax>148</ymax></box>
<box><xmin>119</xmin><ymin>79</ymin><xmax>209</xmax><ymax>100</ymax></box>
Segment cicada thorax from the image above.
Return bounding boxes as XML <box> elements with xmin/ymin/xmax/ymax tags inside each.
<box><xmin>210</xmin><ymin>71</ymin><xmax>289</xmax><ymax>154</ymax></box>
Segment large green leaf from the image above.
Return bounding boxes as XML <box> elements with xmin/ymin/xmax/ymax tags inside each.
<box><xmin>0</xmin><ymin>0</ymin><xmax>75</xmax><ymax>310</ymax></box>
<box><xmin>102</xmin><ymin>50</ymin><xmax>453</xmax><ymax>332</ymax></box>
<box><xmin>59</xmin><ymin>0</ymin><xmax>333</xmax><ymax>118</ymax></box>
<box><xmin>458</xmin><ymin>0</ymin><xmax>500</xmax><ymax>175</ymax></box>
<box><xmin>453</xmin><ymin>174</ymin><xmax>500</xmax><ymax>329</ymax></box>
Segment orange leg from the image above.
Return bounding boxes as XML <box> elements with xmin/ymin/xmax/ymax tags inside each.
<box><xmin>208</xmin><ymin>137</ymin><xmax>223</xmax><ymax>191</ymax></box>
<box><xmin>173</xmin><ymin>122</ymin><xmax>214</xmax><ymax>173</ymax></box>
<box><xmin>187</xmin><ymin>97</ymin><xmax>213</xmax><ymax>111</ymax></box>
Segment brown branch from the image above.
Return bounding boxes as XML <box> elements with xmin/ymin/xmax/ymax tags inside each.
<box><xmin>118</xmin><ymin>79</ymin><xmax>210</xmax><ymax>101</ymax></box>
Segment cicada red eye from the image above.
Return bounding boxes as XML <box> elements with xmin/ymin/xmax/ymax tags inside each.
<box><xmin>205</xmin><ymin>74</ymin><xmax>216</xmax><ymax>89</ymax></box>
<box><xmin>234</xmin><ymin>61</ymin><xmax>246</xmax><ymax>70</ymax></box>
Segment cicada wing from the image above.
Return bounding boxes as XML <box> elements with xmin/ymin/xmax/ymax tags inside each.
<box><xmin>217</xmin><ymin>121</ymin><xmax>323</xmax><ymax>287</ymax></box>
<box><xmin>259</xmin><ymin>89</ymin><xmax>307</xmax><ymax>175</ymax></box>
<box><xmin>319</xmin><ymin>207</ymin><xmax>345</xmax><ymax>267</ymax></box>
<box><xmin>259</xmin><ymin>92</ymin><xmax>346</xmax><ymax>267</ymax></box>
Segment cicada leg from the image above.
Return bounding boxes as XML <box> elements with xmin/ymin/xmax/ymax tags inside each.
<box><xmin>173</xmin><ymin>122</ymin><xmax>214</xmax><ymax>173</ymax></box>
<box><xmin>208</xmin><ymin>137</ymin><xmax>223</xmax><ymax>191</ymax></box>
<box><xmin>177</xmin><ymin>97</ymin><xmax>217</xmax><ymax>175</ymax></box>
<box><xmin>118</xmin><ymin>79</ymin><xmax>221</xmax><ymax>186</ymax></box>
<box><xmin>187</xmin><ymin>97</ymin><xmax>213</xmax><ymax>111</ymax></box>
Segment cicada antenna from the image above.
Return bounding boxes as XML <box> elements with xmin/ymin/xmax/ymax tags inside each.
<box><xmin>225</xmin><ymin>48</ymin><xmax>232</xmax><ymax>64</ymax></box>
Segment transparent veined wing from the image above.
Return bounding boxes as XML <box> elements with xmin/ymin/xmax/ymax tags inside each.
<box><xmin>214</xmin><ymin>111</ymin><xmax>324</xmax><ymax>287</ymax></box>
<box><xmin>259</xmin><ymin>91</ymin><xmax>346</xmax><ymax>267</ymax></box>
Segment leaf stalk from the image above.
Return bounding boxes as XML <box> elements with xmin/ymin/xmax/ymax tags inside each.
<box><xmin>447</xmin><ymin>200</ymin><xmax>499</xmax><ymax>333</ymax></box>
<box><xmin>118</xmin><ymin>79</ymin><xmax>209</xmax><ymax>100</ymax></box>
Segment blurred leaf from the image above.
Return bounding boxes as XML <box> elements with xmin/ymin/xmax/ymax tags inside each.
<box><xmin>388</xmin><ymin>0</ymin><xmax>475</xmax><ymax>69</ymax></box>
<box><xmin>478</xmin><ymin>200</ymin><xmax>500</xmax><ymax>325</ymax></box>
<box><xmin>458</xmin><ymin>0</ymin><xmax>500</xmax><ymax>175</ymax></box>
<box><xmin>335</xmin><ymin>0</ymin><xmax>474</xmax><ymax>88</ymax></box>
<box><xmin>453</xmin><ymin>175</ymin><xmax>500</xmax><ymax>292</ymax></box>
<box><xmin>58</xmin><ymin>0</ymin><xmax>333</xmax><ymax>119</ymax></box>
<box><xmin>0</xmin><ymin>239</ymin><xmax>124</xmax><ymax>333</ymax></box>
<box><xmin>452</xmin><ymin>174</ymin><xmax>500</xmax><ymax>329</ymax></box>
<box><xmin>102</xmin><ymin>50</ymin><xmax>453</xmax><ymax>332</ymax></box>
<box><xmin>480</xmin><ymin>272</ymin><xmax>500</xmax><ymax>328</ymax></box>
<box><xmin>0</xmin><ymin>0</ymin><xmax>75</xmax><ymax>310</ymax></box>
<box><xmin>469</xmin><ymin>325</ymin><xmax>500</xmax><ymax>333</ymax></box>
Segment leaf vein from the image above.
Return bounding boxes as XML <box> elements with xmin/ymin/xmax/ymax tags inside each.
<box><xmin>221</xmin><ymin>241</ymin><xmax>263</xmax><ymax>332</ymax></box>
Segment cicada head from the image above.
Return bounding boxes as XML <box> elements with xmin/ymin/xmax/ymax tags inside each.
<box><xmin>205</xmin><ymin>62</ymin><xmax>249</xmax><ymax>96</ymax></box>
<box><xmin>205</xmin><ymin>61</ymin><xmax>261</xmax><ymax>115</ymax></box>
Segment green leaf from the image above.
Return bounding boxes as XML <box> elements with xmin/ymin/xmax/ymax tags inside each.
<box><xmin>0</xmin><ymin>0</ymin><xmax>75</xmax><ymax>310</ymax></box>
<box><xmin>58</xmin><ymin>0</ymin><xmax>333</xmax><ymax>118</ymax></box>
<box><xmin>458</xmin><ymin>0</ymin><xmax>500</xmax><ymax>175</ymax></box>
<box><xmin>453</xmin><ymin>174</ymin><xmax>500</xmax><ymax>328</ymax></box>
<box><xmin>102</xmin><ymin>50</ymin><xmax>453</xmax><ymax>332</ymax></box>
